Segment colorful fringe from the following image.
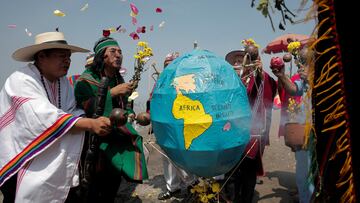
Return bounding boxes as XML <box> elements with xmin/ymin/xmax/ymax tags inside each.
<box><xmin>310</xmin><ymin>0</ymin><xmax>356</xmax><ymax>202</ymax></box>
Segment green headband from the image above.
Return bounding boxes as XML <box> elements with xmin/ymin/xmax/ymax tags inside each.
<box><xmin>94</xmin><ymin>39</ymin><xmax>119</xmax><ymax>55</ymax></box>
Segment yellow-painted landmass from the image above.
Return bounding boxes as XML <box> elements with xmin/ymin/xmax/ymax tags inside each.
<box><xmin>172</xmin><ymin>93</ymin><xmax>213</xmax><ymax>149</ymax></box>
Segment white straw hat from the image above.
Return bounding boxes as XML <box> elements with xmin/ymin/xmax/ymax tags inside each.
<box><xmin>12</xmin><ymin>31</ymin><xmax>89</xmax><ymax>62</ymax></box>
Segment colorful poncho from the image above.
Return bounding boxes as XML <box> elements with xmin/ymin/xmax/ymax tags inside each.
<box><xmin>0</xmin><ymin>64</ymin><xmax>84</xmax><ymax>203</ymax></box>
<box><xmin>75</xmin><ymin>68</ymin><xmax>148</xmax><ymax>181</ymax></box>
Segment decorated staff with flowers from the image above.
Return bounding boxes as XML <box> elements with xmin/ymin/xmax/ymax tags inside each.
<box><xmin>271</xmin><ymin>43</ymin><xmax>314</xmax><ymax>203</ymax></box>
<box><xmin>74</xmin><ymin>30</ymin><xmax>149</xmax><ymax>202</ymax></box>
<box><xmin>224</xmin><ymin>38</ymin><xmax>277</xmax><ymax>202</ymax></box>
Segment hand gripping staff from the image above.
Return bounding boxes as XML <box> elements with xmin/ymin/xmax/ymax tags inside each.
<box><xmin>81</xmin><ymin>76</ymin><xmax>109</xmax><ymax>202</ymax></box>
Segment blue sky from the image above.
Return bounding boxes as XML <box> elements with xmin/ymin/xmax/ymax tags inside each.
<box><xmin>0</xmin><ymin>0</ymin><xmax>314</xmax><ymax>110</ymax></box>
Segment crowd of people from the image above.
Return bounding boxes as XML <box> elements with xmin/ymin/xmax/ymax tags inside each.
<box><xmin>0</xmin><ymin>30</ymin><xmax>314</xmax><ymax>203</ymax></box>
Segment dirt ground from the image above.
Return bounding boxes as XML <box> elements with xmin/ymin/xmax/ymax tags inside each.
<box><xmin>1</xmin><ymin>109</ymin><xmax>299</xmax><ymax>203</ymax></box>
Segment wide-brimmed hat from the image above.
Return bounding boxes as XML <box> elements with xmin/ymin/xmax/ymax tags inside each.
<box><xmin>225</xmin><ymin>50</ymin><xmax>245</xmax><ymax>65</ymax></box>
<box><xmin>12</xmin><ymin>31</ymin><xmax>89</xmax><ymax>62</ymax></box>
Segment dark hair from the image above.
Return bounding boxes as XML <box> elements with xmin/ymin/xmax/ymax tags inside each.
<box><xmin>298</xmin><ymin>47</ymin><xmax>314</xmax><ymax>65</ymax></box>
<box><xmin>90</xmin><ymin>49</ymin><xmax>106</xmax><ymax>74</ymax></box>
<box><xmin>90</xmin><ymin>37</ymin><xmax>118</xmax><ymax>73</ymax></box>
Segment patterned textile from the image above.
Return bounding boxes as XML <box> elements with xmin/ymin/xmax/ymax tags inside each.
<box><xmin>0</xmin><ymin>64</ymin><xmax>84</xmax><ymax>202</ymax></box>
<box><xmin>75</xmin><ymin>69</ymin><xmax>148</xmax><ymax>181</ymax></box>
<box><xmin>311</xmin><ymin>0</ymin><xmax>357</xmax><ymax>202</ymax></box>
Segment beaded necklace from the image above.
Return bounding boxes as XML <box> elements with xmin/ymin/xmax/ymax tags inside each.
<box><xmin>38</xmin><ymin>69</ymin><xmax>61</xmax><ymax>108</ymax></box>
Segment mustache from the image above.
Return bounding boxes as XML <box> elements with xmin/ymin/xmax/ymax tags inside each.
<box><xmin>115</xmin><ymin>60</ymin><xmax>122</xmax><ymax>65</ymax></box>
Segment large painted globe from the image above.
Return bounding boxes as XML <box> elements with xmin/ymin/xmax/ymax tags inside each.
<box><xmin>150</xmin><ymin>49</ymin><xmax>251</xmax><ymax>177</ymax></box>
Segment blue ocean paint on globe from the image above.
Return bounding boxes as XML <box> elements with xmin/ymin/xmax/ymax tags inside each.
<box><xmin>151</xmin><ymin>49</ymin><xmax>251</xmax><ymax>177</ymax></box>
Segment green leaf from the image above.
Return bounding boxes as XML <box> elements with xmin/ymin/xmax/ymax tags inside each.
<box><xmin>256</xmin><ymin>0</ymin><xmax>269</xmax><ymax>17</ymax></box>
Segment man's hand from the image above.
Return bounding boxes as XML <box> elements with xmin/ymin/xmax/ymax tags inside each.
<box><xmin>271</xmin><ymin>65</ymin><xmax>285</xmax><ymax>78</ymax></box>
<box><xmin>254</xmin><ymin>59</ymin><xmax>263</xmax><ymax>72</ymax></box>
<box><xmin>91</xmin><ymin>116</ymin><xmax>111</xmax><ymax>136</ymax></box>
<box><xmin>110</xmin><ymin>83</ymin><xmax>134</xmax><ymax>97</ymax></box>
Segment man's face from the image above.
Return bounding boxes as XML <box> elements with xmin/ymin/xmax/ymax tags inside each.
<box><xmin>230</xmin><ymin>55</ymin><xmax>244</xmax><ymax>77</ymax></box>
<box><xmin>39</xmin><ymin>49</ymin><xmax>71</xmax><ymax>81</ymax></box>
<box><xmin>103</xmin><ymin>46</ymin><xmax>123</xmax><ymax>70</ymax></box>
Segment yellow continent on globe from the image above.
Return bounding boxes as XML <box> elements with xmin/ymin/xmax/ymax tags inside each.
<box><xmin>172</xmin><ymin>93</ymin><xmax>213</xmax><ymax>149</ymax></box>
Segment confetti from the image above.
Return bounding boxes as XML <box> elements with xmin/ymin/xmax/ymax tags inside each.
<box><xmin>118</xmin><ymin>28</ymin><xmax>126</xmax><ymax>33</ymax></box>
<box><xmin>130</xmin><ymin>3</ymin><xmax>139</xmax><ymax>15</ymax></box>
<box><xmin>132</xmin><ymin>17</ymin><xmax>137</xmax><ymax>25</ymax></box>
<box><xmin>116</xmin><ymin>25</ymin><xmax>122</xmax><ymax>31</ymax></box>
<box><xmin>80</xmin><ymin>3</ymin><xmax>89</xmax><ymax>11</ymax></box>
<box><xmin>136</xmin><ymin>26</ymin><xmax>146</xmax><ymax>33</ymax></box>
<box><xmin>130</xmin><ymin>11</ymin><xmax>137</xmax><ymax>17</ymax></box>
<box><xmin>158</xmin><ymin>21</ymin><xmax>165</xmax><ymax>28</ymax></box>
<box><xmin>129</xmin><ymin>32</ymin><xmax>139</xmax><ymax>40</ymax></box>
<box><xmin>155</xmin><ymin>8</ymin><xmax>162</xmax><ymax>13</ymax></box>
<box><xmin>128</xmin><ymin>91</ymin><xmax>139</xmax><ymax>101</ymax></box>
<box><xmin>223</xmin><ymin>122</ymin><xmax>231</xmax><ymax>131</ymax></box>
<box><xmin>119</xmin><ymin>68</ymin><xmax>127</xmax><ymax>75</ymax></box>
<box><xmin>103</xmin><ymin>30</ymin><xmax>110</xmax><ymax>37</ymax></box>
<box><xmin>53</xmin><ymin>10</ymin><xmax>66</xmax><ymax>17</ymax></box>
<box><xmin>116</xmin><ymin>25</ymin><xmax>126</xmax><ymax>33</ymax></box>
<box><xmin>25</xmin><ymin>28</ymin><xmax>32</xmax><ymax>36</ymax></box>
<box><xmin>7</xmin><ymin>24</ymin><xmax>17</xmax><ymax>29</ymax></box>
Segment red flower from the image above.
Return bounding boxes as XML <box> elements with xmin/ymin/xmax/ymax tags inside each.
<box><xmin>129</xmin><ymin>32</ymin><xmax>139</xmax><ymax>40</ymax></box>
<box><xmin>155</xmin><ymin>8</ymin><xmax>162</xmax><ymax>13</ymax></box>
<box><xmin>136</xmin><ymin>26</ymin><xmax>146</xmax><ymax>33</ymax></box>
<box><xmin>103</xmin><ymin>29</ymin><xmax>110</xmax><ymax>37</ymax></box>
<box><xmin>270</xmin><ymin>57</ymin><xmax>284</xmax><ymax>71</ymax></box>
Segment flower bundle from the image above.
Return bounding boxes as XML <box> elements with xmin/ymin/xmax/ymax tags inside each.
<box><xmin>287</xmin><ymin>97</ymin><xmax>302</xmax><ymax>122</ymax></box>
<box><xmin>190</xmin><ymin>179</ymin><xmax>221</xmax><ymax>203</ymax></box>
<box><xmin>133</xmin><ymin>41</ymin><xmax>153</xmax><ymax>64</ymax></box>
<box><xmin>131</xmin><ymin>41</ymin><xmax>153</xmax><ymax>90</ymax></box>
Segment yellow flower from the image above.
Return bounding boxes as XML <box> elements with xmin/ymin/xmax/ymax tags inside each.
<box><xmin>199</xmin><ymin>194</ymin><xmax>209</xmax><ymax>203</ymax></box>
<box><xmin>137</xmin><ymin>50</ymin><xmax>144</xmax><ymax>56</ymax></box>
<box><xmin>287</xmin><ymin>41</ymin><xmax>301</xmax><ymax>55</ymax></box>
<box><xmin>207</xmin><ymin>194</ymin><xmax>216</xmax><ymax>199</ymax></box>
<box><xmin>211</xmin><ymin>182</ymin><xmax>220</xmax><ymax>193</ymax></box>
<box><xmin>137</xmin><ymin>41</ymin><xmax>147</xmax><ymax>47</ymax></box>
<box><xmin>287</xmin><ymin>98</ymin><xmax>301</xmax><ymax>122</ymax></box>
<box><xmin>242</xmin><ymin>38</ymin><xmax>260</xmax><ymax>48</ymax></box>
<box><xmin>134</xmin><ymin>41</ymin><xmax>153</xmax><ymax>63</ymax></box>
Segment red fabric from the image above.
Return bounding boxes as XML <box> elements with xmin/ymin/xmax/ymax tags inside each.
<box><xmin>278</xmin><ymin>73</ymin><xmax>302</xmax><ymax>137</ymax></box>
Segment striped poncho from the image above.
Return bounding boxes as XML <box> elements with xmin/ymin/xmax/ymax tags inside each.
<box><xmin>0</xmin><ymin>63</ymin><xmax>84</xmax><ymax>203</ymax></box>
